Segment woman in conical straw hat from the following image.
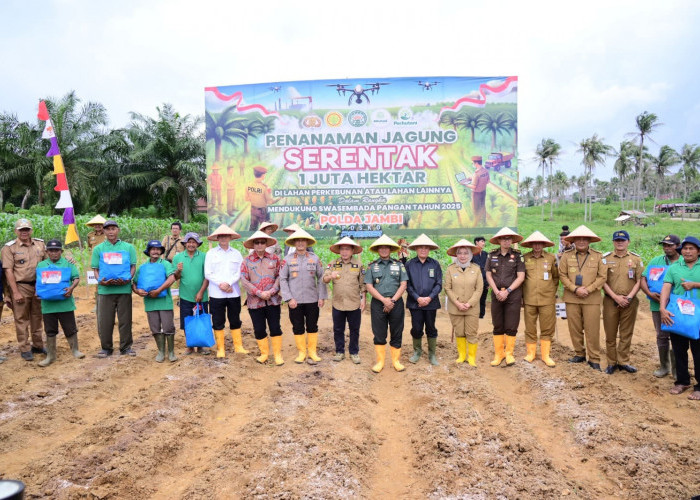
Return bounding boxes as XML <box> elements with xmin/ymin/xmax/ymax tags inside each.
<box><xmin>405</xmin><ymin>234</ymin><xmax>442</xmax><ymax>366</ymax></box>
<box><xmin>558</xmin><ymin>225</ymin><xmax>606</xmax><ymax>371</ymax></box>
<box><xmin>240</xmin><ymin>230</ymin><xmax>285</xmax><ymax>366</ymax></box>
<box><xmin>279</xmin><ymin>229</ymin><xmax>328</xmax><ymax>365</ymax></box>
<box><xmin>444</xmin><ymin>239</ymin><xmax>483</xmax><ymax>367</ymax></box>
<box><xmin>322</xmin><ymin>237</ymin><xmax>366</xmax><ymax>364</ymax></box>
<box><xmin>521</xmin><ymin>231</ymin><xmax>559</xmax><ymax>367</ymax></box>
<box><xmin>364</xmin><ymin>234</ymin><xmax>409</xmax><ymax>373</ymax></box>
<box><xmin>204</xmin><ymin>224</ymin><xmax>247</xmax><ymax>359</ymax></box>
<box><xmin>485</xmin><ymin>227</ymin><xmax>525</xmax><ymax>367</ymax></box>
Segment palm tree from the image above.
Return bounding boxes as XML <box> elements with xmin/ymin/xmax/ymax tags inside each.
<box><xmin>630</xmin><ymin>111</ymin><xmax>662</xmax><ymax>210</ymax></box>
<box><xmin>649</xmin><ymin>145</ymin><xmax>679</xmax><ymax>209</ymax></box>
<box><xmin>534</xmin><ymin>139</ymin><xmax>551</xmax><ymax>219</ymax></box>
<box><xmin>551</xmin><ymin>170</ymin><xmax>569</xmax><ymax>205</ymax></box>
<box><xmin>545</xmin><ymin>139</ymin><xmax>561</xmax><ymax>218</ymax></box>
<box><xmin>439</xmin><ymin>112</ymin><xmax>462</xmax><ymax>131</ymax></box>
<box><xmin>613</xmin><ymin>140</ymin><xmax>636</xmax><ymax>210</ymax></box>
<box><xmin>205</xmin><ymin>105</ymin><xmax>246</xmax><ymax>162</ymax></box>
<box><xmin>457</xmin><ymin>109</ymin><xmax>482</xmax><ymax>143</ymax></box>
<box><xmin>519</xmin><ymin>176</ymin><xmax>534</xmax><ymax>205</ymax></box>
<box><xmin>679</xmin><ymin>144</ymin><xmax>700</xmax><ymax>204</ymax></box>
<box><xmin>478</xmin><ymin>111</ymin><xmax>509</xmax><ymax>150</ymax></box>
<box><xmin>118</xmin><ymin>104</ymin><xmax>205</xmax><ymax>222</ymax></box>
<box><xmin>577</xmin><ymin>134</ymin><xmax>612</xmax><ymax>221</ymax></box>
<box><xmin>504</xmin><ymin>110</ymin><xmax>517</xmax><ymax>151</ymax></box>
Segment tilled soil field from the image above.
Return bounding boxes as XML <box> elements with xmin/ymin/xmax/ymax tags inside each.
<box><xmin>0</xmin><ymin>290</ymin><xmax>698</xmax><ymax>499</ymax></box>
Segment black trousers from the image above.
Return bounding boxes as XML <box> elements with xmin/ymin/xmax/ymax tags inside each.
<box><xmin>210</xmin><ymin>296</ymin><xmax>242</xmax><ymax>330</ymax></box>
<box><xmin>490</xmin><ymin>290</ymin><xmax>521</xmax><ymax>336</ymax></box>
<box><xmin>479</xmin><ymin>284</ymin><xmax>489</xmax><ymax>318</ymax></box>
<box><xmin>670</xmin><ymin>333</ymin><xmax>700</xmax><ymax>391</ymax></box>
<box><xmin>248</xmin><ymin>305</ymin><xmax>282</xmax><ymax>339</ymax></box>
<box><xmin>289</xmin><ymin>302</ymin><xmax>319</xmax><ymax>335</ymax></box>
<box><xmin>43</xmin><ymin>311</ymin><xmax>78</xmax><ymax>338</ymax></box>
<box><xmin>409</xmin><ymin>308</ymin><xmax>438</xmax><ymax>339</ymax></box>
<box><xmin>179</xmin><ymin>299</ymin><xmax>209</xmax><ymax>331</ymax></box>
<box><xmin>332</xmin><ymin>307</ymin><xmax>361</xmax><ymax>354</ymax></box>
<box><xmin>370</xmin><ymin>297</ymin><xmax>404</xmax><ymax>348</ymax></box>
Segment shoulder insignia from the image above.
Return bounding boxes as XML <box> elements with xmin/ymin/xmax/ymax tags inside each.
<box><xmin>5</xmin><ymin>239</ymin><xmax>16</xmax><ymax>246</ymax></box>
<box><xmin>603</xmin><ymin>251</ymin><xmax>612</xmax><ymax>257</ymax></box>
<box><xmin>563</xmin><ymin>247</ymin><xmax>575</xmax><ymax>253</ymax></box>
<box><xmin>33</xmin><ymin>238</ymin><xmax>44</xmax><ymax>242</ymax></box>
<box><xmin>590</xmin><ymin>248</ymin><xmax>602</xmax><ymax>254</ymax></box>
<box><xmin>630</xmin><ymin>251</ymin><xmax>640</xmax><ymax>257</ymax></box>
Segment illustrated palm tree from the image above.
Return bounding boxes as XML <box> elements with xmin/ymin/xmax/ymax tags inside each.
<box><xmin>118</xmin><ymin>104</ymin><xmax>205</xmax><ymax>222</ymax></box>
<box><xmin>650</xmin><ymin>145</ymin><xmax>679</xmax><ymax>209</ymax></box>
<box><xmin>238</xmin><ymin>118</ymin><xmax>265</xmax><ymax>156</ymax></box>
<box><xmin>458</xmin><ymin>109</ymin><xmax>482</xmax><ymax>143</ymax></box>
<box><xmin>679</xmin><ymin>144</ymin><xmax>700</xmax><ymax>205</ymax></box>
<box><xmin>577</xmin><ymin>134</ymin><xmax>611</xmax><ymax>221</ymax></box>
<box><xmin>205</xmin><ymin>105</ymin><xmax>246</xmax><ymax>163</ymax></box>
<box><xmin>504</xmin><ymin>110</ymin><xmax>517</xmax><ymax>152</ymax></box>
<box><xmin>630</xmin><ymin>111</ymin><xmax>662</xmax><ymax>211</ymax></box>
<box><xmin>439</xmin><ymin>112</ymin><xmax>463</xmax><ymax>131</ymax></box>
<box><xmin>613</xmin><ymin>140</ymin><xmax>636</xmax><ymax>210</ymax></box>
<box><xmin>478</xmin><ymin>111</ymin><xmax>509</xmax><ymax>151</ymax></box>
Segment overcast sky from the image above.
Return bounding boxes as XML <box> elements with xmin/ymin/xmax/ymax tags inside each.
<box><xmin>1</xmin><ymin>0</ymin><xmax>698</xmax><ymax>179</ymax></box>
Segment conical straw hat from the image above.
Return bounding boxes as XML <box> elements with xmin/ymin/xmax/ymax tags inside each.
<box><xmin>207</xmin><ymin>224</ymin><xmax>241</xmax><ymax>241</ymax></box>
<box><xmin>489</xmin><ymin>227</ymin><xmax>523</xmax><ymax>244</ymax></box>
<box><xmin>85</xmin><ymin>214</ymin><xmax>106</xmax><ymax>227</ymax></box>
<box><xmin>563</xmin><ymin>225</ymin><xmax>601</xmax><ymax>243</ymax></box>
<box><xmin>283</xmin><ymin>223</ymin><xmax>302</xmax><ymax>234</ymax></box>
<box><xmin>285</xmin><ymin>228</ymin><xmax>317</xmax><ymax>246</ymax></box>
<box><xmin>446</xmin><ymin>239</ymin><xmax>481</xmax><ymax>257</ymax></box>
<box><xmin>369</xmin><ymin>235</ymin><xmax>400</xmax><ymax>253</ymax></box>
<box><xmin>520</xmin><ymin>231</ymin><xmax>555</xmax><ymax>248</ymax></box>
<box><xmin>407</xmin><ymin>233</ymin><xmax>439</xmax><ymax>251</ymax></box>
<box><xmin>243</xmin><ymin>230</ymin><xmax>277</xmax><ymax>249</ymax></box>
<box><xmin>258</xmin><ymin>221</ymin><xmax>279</xmax><ymax>233</ymax></box>
<box><xmin>329</xmin><ymin>236</ymin><xmax>363</xmax><ymax>255</ymax></box>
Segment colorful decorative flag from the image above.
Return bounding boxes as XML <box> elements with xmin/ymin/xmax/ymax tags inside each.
<box><xmin>38</xmin><ymin>101</ymin><xmax>79</xmax><ymax>245</ymax></box>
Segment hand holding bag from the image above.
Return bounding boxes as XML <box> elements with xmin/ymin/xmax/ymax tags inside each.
<box><xmin>661</xmin><ymin>290</ymin><xmax>700</xmax><ymax>340</ymax></box>
<box><xmin>36</xmin><ymin>266</ymin><xmax>72</xmax><ymax>301</ymax></box>
<box><xmin>184</xmin><ymin>303</ymin><xmax>215</xmax><ymax>347</ymax></box>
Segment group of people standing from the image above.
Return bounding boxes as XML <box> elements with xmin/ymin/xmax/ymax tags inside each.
<box><xmin>1</xmin><ymin>217</ymin><xmax>698</xmax><ymax>401</ymax></box>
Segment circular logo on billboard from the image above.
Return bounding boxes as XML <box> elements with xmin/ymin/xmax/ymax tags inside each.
<box><xmin>398</xmin><ymin>107</ymin><xmax>413</xmax><ymax>121</ymax></box>
<box><xmin>325</xmin><ymin>111</ymin><xmax>344</xmax><ymax>127</ymax></box>
<box><xmin>371</xmin><ymin>109</ymin><xmax>390</xmax><ymax>127</ymax></box>
<box><xmin>348</xmin><ymin>110</ymin><xmax>368</xmax><ymax>127</ymax></box>
<box><xmin>302</xmin><ymin>115</ymin><xmax>322</xmax><ymax>128</ymax></box>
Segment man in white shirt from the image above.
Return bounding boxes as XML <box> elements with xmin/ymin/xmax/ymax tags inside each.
<box><xmin>204</xmin><ymin>224</ymin><xmax>247</xmax><ymax>358</ymax></box>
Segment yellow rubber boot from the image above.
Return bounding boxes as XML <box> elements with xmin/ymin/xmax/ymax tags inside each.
<box><xmin>307</xmin><ymin>332</ymin><xmax>322</xmax><ymax>364</ymax></box>
<box><xmin>390</xmin><ymin>347</ymin><xmax>405</xmax><ymax>372</ymax></box>
<box><xmin>455</xmin><ymin>337</ymin><xmax>467</xmax><ymax>363</ymax></box>
<box><xmin>270</xmin><ymin>336</ymin><xmax>284</xmax><ymax>366</ymax></box>
<box><xmin>294</xmin><ymin>334</ymin><xmax>307</xmax><ymax>364</ymax></box>
<box><xmin>255</xmin><ymin>338</ymin><xmax>269</xmax><ymax>364</ymax></box>
<box><xmin>505</xmin><ymin>335</ymin><xmax>516</xmax><ymax>366</ymax></box>
<box><xmin>524</xmin><ymin>343</ymin><xmax>537</xmax><ymax>363</ymax></box>
<box><xmin>372</xmin><ymin>344</ymin><xmax>386</xmax><ymax>373</ymax></box>
<box><xmin>214</xmin><ymin>329</ymin><xmax>226</xmax><ymax>358</ymax></box>
<box><xmin>232</xmin><ymin>328</ymin><xmax>249</xmax><ymax>354</ymax></box>
<box><xmin>490</xmin><ymin>335</ymin><xmax>506</xmax><ymax>366</ymax></box>
<box><xmin>540</xmin><ymin>339</ymin><xmax>556</xmax><ymax>367</ymax></box>
<box><xmin>467</xmin><ymin>342</ymin><xmax>478</xmax><ymax>367</ymax></box>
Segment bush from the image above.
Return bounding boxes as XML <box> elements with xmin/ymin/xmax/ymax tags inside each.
<box><xmin>3</xmin><ymin>202</ymin><xmax>17</xmax><ymax>213</ymax></box>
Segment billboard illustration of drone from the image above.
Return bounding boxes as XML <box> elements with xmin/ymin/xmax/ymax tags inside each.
<box><xmin>205</xmin><ymin>76</ymin><xmax>518</xmax><ymax>237</ymax></box>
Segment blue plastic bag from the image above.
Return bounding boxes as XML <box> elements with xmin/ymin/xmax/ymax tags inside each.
<box><xmin>646</xmin><ymin>266</ymin><xmax>668</xmax><ymax>295</ymax></box>
<box><xmin>35</xmin><ymin>266</ymin><xmax>72</xmax><ymax>301</ymax></box>
<box><xmin>137</xmin><ymin>262</ymin><xmax>168</xmax><ymax>298</ymax></box>
<box><xmin>99</xmin><ymin>250</ymin><xmax>131</xmax><ymax>281</ymax></box>
<box><xmin>184</xmin><ymin>303</ymin><xmax>215</xmax><ymax>347</ymax></box>
<box><xmin>661</xmin><ymin>291</ymin><xmax>700</xmax><ymax>340</ymax></box>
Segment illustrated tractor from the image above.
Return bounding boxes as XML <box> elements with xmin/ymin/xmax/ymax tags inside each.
<box><xmin>484</xmin><ymin>152</ymin><xmax>514</xmax><ymax>172</ymax></box>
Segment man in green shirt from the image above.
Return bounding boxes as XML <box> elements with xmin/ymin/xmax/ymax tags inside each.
<box><xmin>91</xmin><ymin>219</ymin><xmax>137</xmax><ymax>357</ymax></box>
<box><xmin>660</xmin><ymin>236</ymin><xmax>700</xmax><ymax>401</ymax></box>
<box><xmin>133</xmin><ymin>240</ymin><xmax>177</xmax><ymax>362</ymax></box>
<box><xmin>640</xmin><ymin>234</ymin><xmax>680</xmax><ymax>378</ymax></box>
<box><xmin>36</xmin><ymin>239</ymin><xmax>83</xmax><ymax>366</ymax></box>
<box><xmin>173</xmin><ymin>232</ymin><xmax>209</xmax><ymax>355</ymax></box>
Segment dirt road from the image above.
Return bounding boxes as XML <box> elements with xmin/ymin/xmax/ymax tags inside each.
<box><xmin>0</xmin><ymin>290</ymin><xmax>698</xmax><ymax>499</ymax></box>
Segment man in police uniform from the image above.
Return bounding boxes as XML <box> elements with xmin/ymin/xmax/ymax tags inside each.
<box><xmin>226</xmin><ymin>164</ymin><xmax>236</xmax><ymax>214</ymax></box>
<box><xmin>558</xmin><ymin>225</ymin><xmax>607</xmax><ymax>371</ymax></box>
<box><xmin>323</xmin><ymin>237</ymin><xmax>366</xmax><ymax>364</ymax></box>
<box><xmin>86</xmin><ymin>215</ymin><xmax>107</xmax><ymax>250</ymax></box>
<box><xmin>365</xmin><ymin>235</ymin><xmax>408</xmax><ymax>373</ymax></box>
<box><xmin>246</xmin><ymin>166</ymin><xmax>275</xmax><ymax>231</ymax></box>
<box><xmin>466</xmin><ymin>156</ymin><xmax>490</xmax><ymax>226</ymax></box>
<box><xmin>1</xmin><ymin>218</ymin><xmax>47</xmax><ymax>360</ymax></box>
<box><xmin>521</xmin><ymin>231</ymin><xmax>559</xmax><ymax>367</ymax></box>
<box><xmin>208</xmin><ymin>163</ymin><xmax>223</xmax><ymax>210</ymax></box>
<box><xmin>601</xmin><ymin>230</ymin><xmax>643</xmax><ymax>374</ymax></box>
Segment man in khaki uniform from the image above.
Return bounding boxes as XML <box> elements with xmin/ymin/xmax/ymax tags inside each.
<box><xmin>558</xmin><ymin>225</ymin><xmax>607</xmax><ymax>371</ymax></box>
<box><xmin>162</xmin><ymin>221</ymin><xmax>186</xmax><ymax>262</ymax></box>
<box><xmin>86</xmin><ymin>215</ymin><xmax>107</xmax><ymax>250</ymax></box>
<box><xmin>323</xmin><ymin>237</ymin><xmax>366</xmax><ymax>364</ymax></box>
<box><xmin>521</xmin><ymin>231</ymin><xmax>559</xmax><ymax>367</ymax></box>
<box><xmin>466</xmin><ymin>156</ymin><xmax>490</xmax><ymax>226</ymax></box>
<box><xmin>246</xmin><ymin>166</ymin><xmax>275</xmax><ymax>231</ymax></box>
<box><xmin>1</xmin><ymin>218</ymin><xmax>47</xmax><ymax>360</ymax></box>
<box><xmin>602</xmin><ymin>230</ymin><xmax>643</xmax><ymax>374</ymax></box>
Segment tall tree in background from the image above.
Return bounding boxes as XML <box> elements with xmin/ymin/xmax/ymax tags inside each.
<box><xmin>650</xmin><ymin>145</ymin><xmax>679</xmax><ymax>209</ymax></box>
<box><xmin>630</xmin><ymin>111</ymin><xmax>662</xmax><ymax>211</ymax></box>
<box><xmin>535</xmin><ymin>139</ymin><xmax>551</xmax><ymax>219</ymax></box>
<box><xmin>613</xmin><ymin>140</ymin><xmax>636</xmax><ymax>210</ymax></box>
<box><xmin>577</xmin><ymin>134</ymin><xmax>611</xmax><ymax>221</ymax></box>
<box><xmin>679</xmin><ymin>144</ymin><xmax>700</xmax><ymax>206</ymax></box>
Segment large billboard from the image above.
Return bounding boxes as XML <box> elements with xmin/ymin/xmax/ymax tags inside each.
<box><xmin>205</xmin><ymin>76</ymin><xmax>518</xmax><ymax>237</ymax></box>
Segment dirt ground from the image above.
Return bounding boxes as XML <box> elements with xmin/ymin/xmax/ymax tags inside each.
<box><xmin>0</xmin><ymin>286</ymin><xmax>699</xmax><ymax>499</ymax></box>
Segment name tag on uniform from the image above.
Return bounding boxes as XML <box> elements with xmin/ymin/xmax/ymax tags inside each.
<box><xmin>429</xmin><ymin>268</ymin><xmax>435</xmax><ymax>278</ymax></box>
<box><xmin>390</xmin><ymin>265</ymin><xmax>399</xmax><ymax>271</ymax></box>
<box><xmin>543</xmin><ymin>272</ymin><xmax>549</xmax><ymax>281</ymax></box>
<box><xmin>628</xmin><ymin>269</ymin><xmax>634</xmax><ymax>279</ymax></box>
